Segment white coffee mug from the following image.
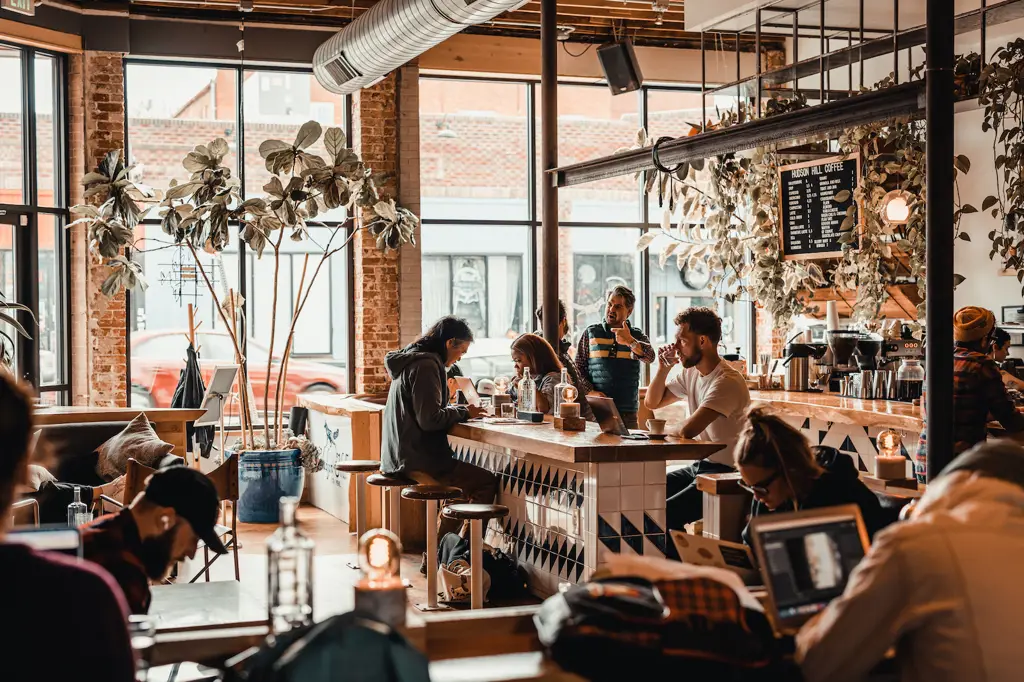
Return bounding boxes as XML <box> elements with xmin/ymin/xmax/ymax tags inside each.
<box><xmin>646</xmin><ymin>418</ymin><xmax>667</xmax><ymax>435</ymax></box>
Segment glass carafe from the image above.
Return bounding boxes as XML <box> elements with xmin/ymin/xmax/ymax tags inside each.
<box><xmin>67</xmin><ymin>486</ymin><xmax>89</xmax><ymax>527</ymax></box>
<box><xmin>267</xmin><ymin>497</ymin><xmax>314</xmax><ymax>635</ymax></box>
<box><xmin>518</xmin><ymin>367</ymin><xmax>537</xmax><ymax>413</ymax></box>
<box><xmin>896</xmin><ymin>359</ymin><xmax>925</xmax><ymax>402</ymax></box>
<box><xmin>553</xmin><ymin>368</ymin><xmax>576</xmax><ymax>412</ymax></box>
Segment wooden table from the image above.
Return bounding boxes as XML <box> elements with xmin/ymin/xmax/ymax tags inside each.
<box><xmin>149</xmin><ymin>581</ymin><xmax>267</xmax><ymax>633</ymax></box>
<box><xmin>34</xmin><ymin>406</ymin><xmax>206</xmax><ymax>454</ymax></box>
<box><xmin>430</xmin><ymin>652</ymin><xmax>585</xmax><ymax>682</ymax></box>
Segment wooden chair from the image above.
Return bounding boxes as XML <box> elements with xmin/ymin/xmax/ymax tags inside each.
<box><xmin>189</xmin><ymin>453</ymin><xmax>240</xmax><ymax>583</ymax></box>
<box><xmin>10</xmin><ymin>498</ymin><xmax>40</xmax><ymax>527</ymax></box>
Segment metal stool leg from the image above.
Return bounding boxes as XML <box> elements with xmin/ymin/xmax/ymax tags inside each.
<box><xmin>389</xmin><ymin>486</ymin><xmax>401</xmax><ymax>536</ymax></box>
<box><xmin>425</xmin><ymin>499</ymin><xmax>441</xmax><ymax>609</ymax></box>
<box><xmin>470</xmin><ymin>518</ymin><xmax>483</xmax><ymax>609</ymax></box>
<box><xmin>355</xmin><ymin>472</ymin><xmax>367</xmax><ymax>539</ymax></box>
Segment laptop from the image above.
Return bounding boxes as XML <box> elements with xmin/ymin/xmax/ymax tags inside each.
<box><xmin>452</xmin><ymin>376</ymin><xmax>482</xmax><ymax>407</ymax></box>
<box><xmin>8</xmin><ymin>525</ymin><xmax>82</xmax><ymax>559</ymax></box>
<box><xmin>669</xmin><ymin>530</ymin><xmax>759</xmax><ymax>584</ymax></box>
<box><xmin>585</xmin><ymin>395</ymin><xmax>648</xmax><ymax>440</ymax></box>
<box><xmin>749</xmin><ymin>504</ymin><xmax>870</xmax><ymax>634</ymax></box>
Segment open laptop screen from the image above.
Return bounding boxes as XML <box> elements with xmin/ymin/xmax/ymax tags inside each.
<box><xmin>757</xmin><ymin>516</ymin><xmax>865</xmax><ymax>622</ymax></box>
<box><xmin>8</xmin><ymin>526</ymin><xmax>82</xmax><ymax>559</ymax></box>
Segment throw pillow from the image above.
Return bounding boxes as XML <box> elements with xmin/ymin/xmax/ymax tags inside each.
<box><xmin>95</xmin><ymin>413</ymin><xmax>174</xmax><ymax>481</ymax></box>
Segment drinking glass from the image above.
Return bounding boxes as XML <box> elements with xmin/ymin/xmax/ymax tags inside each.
<box><xmin>500</xmin><ymin>402</ymin><xmax>515</xmax><ymax>419</ymax></box>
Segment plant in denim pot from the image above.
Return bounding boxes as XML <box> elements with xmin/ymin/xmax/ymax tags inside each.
<box><xmin>72</xmin><ymin>124</ymin><xmax>415</xmax><ymax>522</ymax></box>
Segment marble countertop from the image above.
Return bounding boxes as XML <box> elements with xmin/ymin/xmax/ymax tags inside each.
<box><xmin>749</xmin><ymin>390</ymin><xmax>923</xmax><ymax>431</ymax></box>
<box><xmin>449</xmin><ymin>419</ymin><xmax>725</xmax><ymax>464</ymax></box>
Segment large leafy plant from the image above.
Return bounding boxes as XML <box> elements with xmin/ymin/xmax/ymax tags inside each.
<box><xmin>71</xmin><ymin>121</ymin><xmax>417</xmax><ymax>450</ymax></box>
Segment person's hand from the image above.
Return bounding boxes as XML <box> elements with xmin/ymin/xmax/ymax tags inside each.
<box><xmin>466</xmin><ymin>404</ymin><xmax>488</xmax><ymax>419</ymax></box>
<box><xmin>658</xmin><ymin>344</ymin><xmax>679</xmax><ymax>367</ymax></box>
<box><xmin>613</xmin><ymin>325</ymin><xmax>636</xmax><ymax>347</ymax></box>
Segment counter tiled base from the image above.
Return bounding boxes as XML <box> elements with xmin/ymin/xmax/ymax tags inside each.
<box><xmin>450</xmin><ymin>437</ymin><xmax>670</xmax><ymax>598</ymax></box>
<box><xmin>783</xmin><ymin>417</ymin><xmax>919</xmax><ymax>477</ymax></box>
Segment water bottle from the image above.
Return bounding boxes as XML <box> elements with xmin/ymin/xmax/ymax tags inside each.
<box><xmin>267</xmin><ymin>496</ymin><xmax>314</xmax><ymax>635</ymax></box>
<box><xmin>518</xmin><ymin>367</ymin><xmax>537</xmax><ymax>413</ymax></box>
<box><xmin>67</xmin><ymin>486</ymin><xmax>89</xmax><ymax>527</ymax></box>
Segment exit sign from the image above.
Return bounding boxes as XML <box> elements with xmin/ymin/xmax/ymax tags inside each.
<box><xmin>1</xmin><ymin>0</ymin><xmax>34</xmax><ymax>16</ymax></box>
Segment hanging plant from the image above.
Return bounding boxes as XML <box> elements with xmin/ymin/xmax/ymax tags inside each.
<box><xmin>979</xmin><ymin>38</ymin><xmax>1024</xmax><ymax>293</ymax></box>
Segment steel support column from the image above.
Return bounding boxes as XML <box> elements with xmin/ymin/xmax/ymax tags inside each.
<box><xmin>540</xmin><ymin>0</ymin><xmax>559</xmax><ymax>346</ymax></box>
<box><xmin>925</xmin><ymin>0</ymin><xmax>954</xmax><ymax>480</ymax></box>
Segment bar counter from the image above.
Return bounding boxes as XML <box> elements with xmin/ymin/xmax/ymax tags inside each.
<box><xmin>748</xmin><ymin>390</ymin><xmax>922</xmax><ymax>431</ymax></box>
<box><xmin>449</xmin><ymin>419</ymin><xmax>724</xmax><ymax>597</ymax></box>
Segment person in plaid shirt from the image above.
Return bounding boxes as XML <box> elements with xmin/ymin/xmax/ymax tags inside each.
<box><xmin>82</xmin><ymin>465</ymin><xmax>228</xmax><ymax>614</ymax></box>
<box><xmin>917</xmin><ymin>306</ymin><xmax>1024</xmax><ymax>482</ymax></box>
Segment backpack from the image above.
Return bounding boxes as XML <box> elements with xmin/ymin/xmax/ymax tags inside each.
<box><xmin>224</xmin><ymin>612</ymin><xmax>429</xmax><ymax>682</ymax></box>
<box><xmin>534</xmin><ymin>576</ymin><xmax>796</xmax><ymax>681</ymax></box>
<box><xmin>436</xmin><ymin>532</ymin><xmax>528</xmax><ymax>603</ymax></box>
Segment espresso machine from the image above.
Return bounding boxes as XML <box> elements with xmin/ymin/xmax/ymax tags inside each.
<box><xmin>824</xmin><ymin>329</ymin><xmax>861</xmax><ymax>393</ymax></box>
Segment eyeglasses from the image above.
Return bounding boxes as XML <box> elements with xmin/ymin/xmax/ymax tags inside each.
<box><xmin>737</xmin><ymin>471</ymin><xmax>781</xmax><ymax>496</ymax></box>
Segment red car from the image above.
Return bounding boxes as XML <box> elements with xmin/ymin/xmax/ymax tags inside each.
<box><xmin>130</xmin><ymin>330</ymin><xmax>347</xmax><ymax>415</ymax></box>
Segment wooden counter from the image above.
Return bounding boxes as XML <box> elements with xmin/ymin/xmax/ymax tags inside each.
<box><xmin>297</xmin><ymin>393</ymin><xmax>385</xmax><ymax>416</ymax></box>
<box><xmin>449</xmin><ymin>420</ymin><xmax>724</xmax><ymax>464</ymax></box>
<box><xmin>749</xmin><ymin>390</ymin><xmax>922</xmax><ymax>431</ymax></box>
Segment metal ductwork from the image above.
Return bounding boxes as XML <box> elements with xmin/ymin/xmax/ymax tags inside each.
<box><xmin>313</xmin><ymin>0</ymin><xmax>530</xmax><ymax>95</ymax></box>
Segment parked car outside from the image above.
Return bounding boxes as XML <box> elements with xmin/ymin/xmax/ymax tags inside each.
<box><xmin>130</xmin><ymin>330</ymin><xmax>347</xmax><ymax>417</ymax></box>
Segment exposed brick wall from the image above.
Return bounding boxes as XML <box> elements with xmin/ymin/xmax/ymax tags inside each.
<box><xmin>352</xmin><ymin>73</ymin><xmax>401</xmax><ymax>394</ymax></box>
<box><xmin>397</xmin><ymin>61</ymin><xmax>422</xmax><ymax>346</ymax></box>
<box><xmin>71</xmin><ymin>52</ymin><xmax>128</xmax><ymax>407</ymax></box>
<box><xmin>755</xmin><ymin>307</ymin><xmax>787</xmax><ymax>360</ymax></box>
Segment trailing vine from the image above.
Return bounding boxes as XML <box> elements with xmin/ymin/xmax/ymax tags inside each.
<box><xmin>979</xmin><ymin>38</ymin><xmax>1024</xmax><ymax>293</ymax></box>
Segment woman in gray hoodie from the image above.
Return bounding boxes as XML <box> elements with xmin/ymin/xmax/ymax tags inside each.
<box><xmin>381</xmin><ymin>316</ymin><xmax>497</xmax><ymax>542</ymax></box>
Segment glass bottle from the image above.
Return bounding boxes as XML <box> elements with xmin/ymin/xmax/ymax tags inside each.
<box><xmin>553</xmin><ymin>368</ymin><xmax>576</xmax><ymax>414</ymax></box>
<box><xmin>67</xmin><ymin>486</ymin><xmax>89</xmax><ymax>527</ymax></box>
<box><xmin>518</xmin><ymin>367</ymin><xmax>537</xmax><ymax>413</ymax></box>
<box><xmin>267</xmin><ymin>496</ymin><xmax>314</xmax><ymax>635</ymax></box>
<box><xmin>896</xmin><ymin>359</ymin><xmax>925</xmax><ymax>402</ymax></box>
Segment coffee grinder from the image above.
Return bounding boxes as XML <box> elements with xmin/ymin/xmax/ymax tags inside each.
<box><xmin>825</xmin><ymin>329</ymin><xmax>861</xmax><ymax>392</ymax></box>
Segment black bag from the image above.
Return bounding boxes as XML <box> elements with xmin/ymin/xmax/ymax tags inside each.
<box><xmin>534</xmin><ymin>576</ymin><xmax>795</xmax><ymax>681</ymax></box>
<box><xmin>225</xmin><ymin>612</ymin><xmax>429</xmax><ymax>682</ymax></box>
<box><xmin>437</xmin><ymin>532</ymin><xmax>528</xmax><ymax>600</ymax></box>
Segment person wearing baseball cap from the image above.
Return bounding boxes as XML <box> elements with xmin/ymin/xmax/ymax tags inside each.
<box><xmin>916</xmin><ymin>305</ymin><xmax>1024</xmax><ymax>482</ymax></box>
<box><xmin>82</xmin><ymin>465</ymin><xmax>227</xmax><ymax>615</ymax></box>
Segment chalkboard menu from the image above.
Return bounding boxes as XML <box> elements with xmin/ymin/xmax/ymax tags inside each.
<box><xmin>778</xmin><ymin>154</ymin><xmax>860</xmax><ymax>260</ymax></box>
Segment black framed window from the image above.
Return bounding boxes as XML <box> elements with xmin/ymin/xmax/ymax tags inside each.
<box><xmin>419</xmin><ymin>75</ymin><xmax>756</xmax><ymax>382</ymax></box>
<box><xmin>0</xmin><ymin>41</ymin><xmax>70</xmax><ymax>404</ymax></box>
<box><xmin>124</xmin><ymin>59</ymin><xmax>352</xmax><ymax>416</ymax></box>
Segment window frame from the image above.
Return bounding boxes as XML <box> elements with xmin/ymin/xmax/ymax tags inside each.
<box><xmin>0</xmin><ymin>40</ymin><xmax>71</xmax><ymax>403</ymax></box>
<box><xmin>418</xmin><ymin>74</ymin><xmax>758</xmax><ymax>379</ymax></box>
<box><xmin>123</xmin><ymin>57</ymin><xmax>355</xmax><ymax>408</ymax></box>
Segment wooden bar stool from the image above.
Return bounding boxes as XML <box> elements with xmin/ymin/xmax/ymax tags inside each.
<box><xmin>334</xmin><ymin>461</ymin><xmax>382</xmax><ymax>569</ymax></box>
<box><xmin>441</xmin><ymin>503</ymin><xmax>509</xmax><ymax>609</ymax></box>
<box><xmin>402</xmin><ymin>484</ymin><xmax>463</xmax><ymax>611</ymax></box>
<box><xmin>366</xmin><ymin>472</ymin><xmax>417</xmax><ymax>538</ymax></box>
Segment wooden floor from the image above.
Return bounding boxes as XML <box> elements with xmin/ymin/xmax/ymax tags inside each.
<box><xmin>182</xmin><ymin>505</ymin><xmax>538</xmax><ymax>617</ymax></box>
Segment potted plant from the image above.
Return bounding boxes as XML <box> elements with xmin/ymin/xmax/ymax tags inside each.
<box><xmin>71</xmin><ymin>121</ymin><xmax>416</xmax><ymax>522</ymax></box>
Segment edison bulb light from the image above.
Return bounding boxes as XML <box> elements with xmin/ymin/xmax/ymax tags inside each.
<box><xmin>877</xmin><ymin>429</ymin><xmax>902</xmax><ymax>458</ymax></box>
<box><xmin>358</xmin><ymin>528</ymin><xmax>402</xmax><ymax>586</ymax></box>
<box><xmin>882</xmin><ymin>190</ymin><xmax>911</xmax><ymax>225</ymax></box>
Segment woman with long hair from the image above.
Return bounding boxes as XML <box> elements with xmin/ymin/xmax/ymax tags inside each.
<box><xmin>381</xmin><ymin>316</ymin><xmax>497</xmax><ymax>551</ymax></box>
<box><xmin>509</xmin><ymin>333</ymin><xmax>563</xmax><ymax>414</ymax></box>
<box><xmin>735</xmin><ymin>406</ymin><xmax>887</xmax><ymax>545</ymax></box>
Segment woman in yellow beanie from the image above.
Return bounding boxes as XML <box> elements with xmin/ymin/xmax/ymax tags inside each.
<box><xmin>917</xmin><ymin>306</ymin><xmax>1024</xmax><ymax>481</ymax></box>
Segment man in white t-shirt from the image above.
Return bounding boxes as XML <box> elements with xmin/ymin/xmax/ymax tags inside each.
<box><xmin>644</xmin><ymin>307</ymin><xmax>750</xmax><ymax>531</ymax></box>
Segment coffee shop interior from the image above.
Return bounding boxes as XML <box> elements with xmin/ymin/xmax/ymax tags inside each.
<box><xmin>5</xmin><ymin>0</ymin><xmax>1024</xmax><ymax>679</ymax></box>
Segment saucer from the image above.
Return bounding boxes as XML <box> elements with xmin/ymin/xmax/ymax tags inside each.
<box><xmin>647</xmin><ymin>433</ymin><xmax>668</xmax><ymax>441</ymax></box>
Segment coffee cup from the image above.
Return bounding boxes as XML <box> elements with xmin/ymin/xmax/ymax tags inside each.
<box><xmin>646</xmin><ymin>418</ymin><xmax>667</xmax><ymax>435</ymax></box>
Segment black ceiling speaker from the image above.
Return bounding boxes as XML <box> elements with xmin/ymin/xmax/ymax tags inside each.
<box><xmin>597</xmin><ymin>39</ymin><xmax>643</xmax><ymax>96</ymax></box>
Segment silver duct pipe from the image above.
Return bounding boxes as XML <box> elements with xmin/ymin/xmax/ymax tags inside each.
<box><xmin>313</xmin><ymin>0</ymin><xmax>529</xmax><ymax>94</ymax></box>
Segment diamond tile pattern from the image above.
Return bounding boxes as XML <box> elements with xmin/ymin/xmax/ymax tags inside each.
<box><xmin>781</xmin><ymin>416</ymin><xmax>919</xmax><ymax>478</ymax></box>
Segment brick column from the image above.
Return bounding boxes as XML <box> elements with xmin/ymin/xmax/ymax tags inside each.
<box><xmin>69</xmin><ymin>52</ymin><xmax>128</xmax><ymax>406</ymax></box>
<box><xmin>352</xmin><ymin>73</ymin><xmax>402</xmax><ymax>394</ymax></box>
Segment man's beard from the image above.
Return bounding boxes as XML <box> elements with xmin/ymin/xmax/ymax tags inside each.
<box><xmin>681</xmin><ymin>347</ymin><xmax>703</xmax><ymax>369</ymax></box>
<box><xmin>138</xmin><ymin>532</ymin><xmax>176</xmax><ymax>580</ymax></box>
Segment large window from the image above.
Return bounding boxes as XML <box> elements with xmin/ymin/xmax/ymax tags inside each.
<box><xmin>126</xmin><ymin>61</ymin><xmax>351</xmax><ymax>416</ymax></box>
<box><xmin>420</xmin><ymin>76</ymin><xmax>755</xmax><ymax>383</ymax></box>
<box><xmin>0</xmin><ymin>42</ymin><xmax>69</xmax><ymax>403</ymax></box>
